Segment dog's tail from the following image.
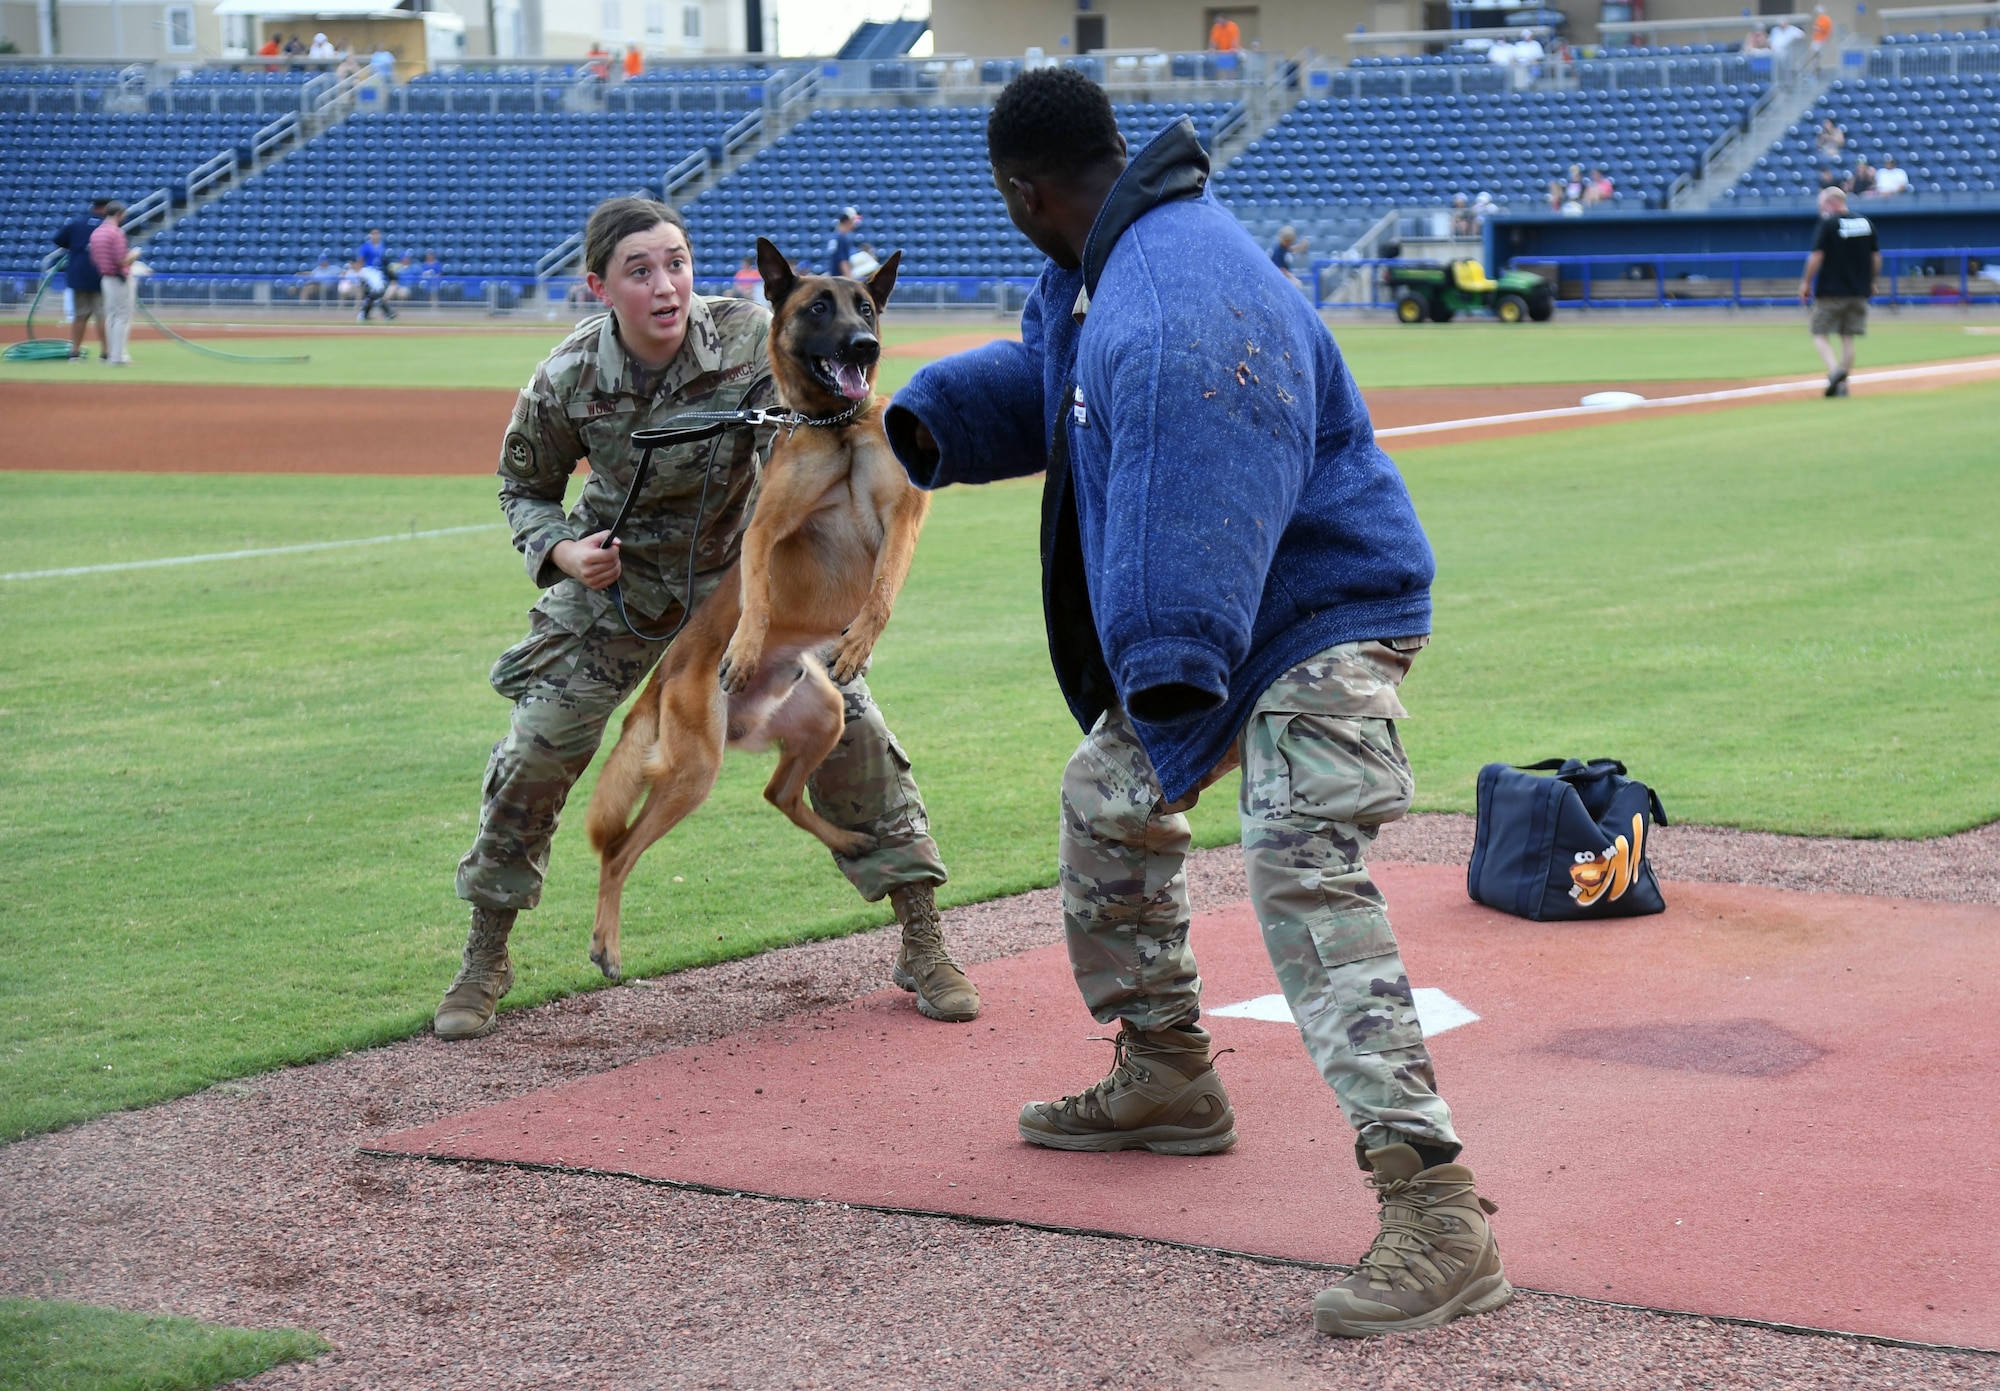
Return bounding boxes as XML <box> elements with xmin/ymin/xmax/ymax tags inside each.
<box><xmin>586</xmin><ymin>687</ymin><xmax>659</xmax><ymax>856</ymax></box>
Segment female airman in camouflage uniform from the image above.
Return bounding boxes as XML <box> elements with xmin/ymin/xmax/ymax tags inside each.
<box><xmin>435</xmin><ymin>197</ymin><xmax>976</xmax><ymax>1041</ymax></box>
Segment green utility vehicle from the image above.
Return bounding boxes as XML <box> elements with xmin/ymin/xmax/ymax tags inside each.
<box><xmin>1384</xmin><ymin>260</ymin><xmax>1556</xmax><ymax>324</ymax></box>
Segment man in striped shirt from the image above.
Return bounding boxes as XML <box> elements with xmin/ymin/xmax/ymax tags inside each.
<box><xmin>88</xmin><ymin>203</ymin><xmax>138</xmax><ymax>366</ymax></box>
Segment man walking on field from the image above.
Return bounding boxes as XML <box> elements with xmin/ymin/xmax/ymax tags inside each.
<box><xmin>883</xmin><ymin>68</ymin><xmax>1509</xmax><ymax>1338</ymax></box>
<box><xmin>1801</xmin><ymin>186</ymin><xmax>1879</xmax><ymax>397</ymax></box>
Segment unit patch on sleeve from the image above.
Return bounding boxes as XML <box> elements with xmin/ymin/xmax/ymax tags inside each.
<box><xmin>502</xmin><ymin>431</ymin><xmax>539</xmax><ymax>480</ymax></box>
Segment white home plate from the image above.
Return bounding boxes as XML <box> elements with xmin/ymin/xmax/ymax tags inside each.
<box><xmin>1210</xmin><ymin>987</ymin><xmax>1480</xmax><ymax>1037</ymax></box>
<box><xmin>1579</xmin><ymin>390</ymin><xmax>1647</xmax><ymax>409</ymax></box>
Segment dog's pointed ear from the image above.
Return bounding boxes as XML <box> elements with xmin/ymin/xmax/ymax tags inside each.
<box><xmin>864</xmin><ymin>250</ymin><xmax>900</xmax><ymax>313</ymax></box>
<box><xmin>756</xmin><ymin>237</ymin><xmax>797</xmax><ymax>309</ymax></box>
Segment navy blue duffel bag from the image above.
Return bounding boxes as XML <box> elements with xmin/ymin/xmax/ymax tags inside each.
<box><xmin>1467</xmin><ymin>758</ymin><xmax>1669</xmax><ymax>921</ymax></box>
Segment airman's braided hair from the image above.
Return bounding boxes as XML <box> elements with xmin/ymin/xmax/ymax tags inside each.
<box><xmin>987</xmin><ymin>67</ymin><xmax>1124</xmax><ymax>181</ymax></box>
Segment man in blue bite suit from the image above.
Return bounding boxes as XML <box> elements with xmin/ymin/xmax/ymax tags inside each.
<box><xmin>882</xmin><ymin>68</ymin><xmax>1511</xmax><ymax>1338</ymax></box>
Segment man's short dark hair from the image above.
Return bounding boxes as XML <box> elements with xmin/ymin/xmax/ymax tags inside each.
<box><xmin>988</xmin><ymin>67</ymin><xmax>1123</xmax><ymax>180</ymax></box>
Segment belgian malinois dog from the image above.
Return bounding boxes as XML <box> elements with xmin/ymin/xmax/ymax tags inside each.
<box><xmin>581</xmin><ymin>238</ymin><xmax>927</xmax><ymax>981</ymax></box>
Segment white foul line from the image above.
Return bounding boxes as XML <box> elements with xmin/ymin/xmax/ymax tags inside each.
<box><xmin>1375</xmin><ymin>354</ymin><xmax>2000</xmax><ymax>441</ymax></box>
<box><xmin>0</xmin><ymin>523</ymin><xmax>504</xmax><ymax>582</ymax></box>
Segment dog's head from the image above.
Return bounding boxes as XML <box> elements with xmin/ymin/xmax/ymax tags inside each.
<box><xmin>756</xmin><ymin>237</ymin><xmax>901</xmax><ymax>413</ymax></box>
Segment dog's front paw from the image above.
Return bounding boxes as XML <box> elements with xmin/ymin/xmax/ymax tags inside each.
<box><xmin>827</xmin><ymin>622</ymin><xmax>880</xmax><ymax>685</ymax></box>
<box><xmin>718</xmin><ymin>639</ymin><xmax>762</xmax><ymax>694</ymax></box>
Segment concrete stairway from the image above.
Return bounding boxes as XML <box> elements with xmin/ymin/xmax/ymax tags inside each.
<box><xmin>1674</xmin><ymin>52</ymin><xmax>1841</xmax><ymax>210</ymax></box>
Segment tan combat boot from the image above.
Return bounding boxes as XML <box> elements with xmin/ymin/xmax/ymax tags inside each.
<box><xmin>432</xmin><ymin>906</ymin><xmax>517</xmax><ymax>1042</ymax></box>
<box><xmin>1312</xmin><ymin>1143</ymin><xmax>1514</xmax><ymax>1337</ymax></box>
<box><xmin>1018</xmin><ymin>1023</ymin><xmax>1236</xmax><ymax>1155</ymax></box>
<box><xmin>889</xmin><ymin>883</ymin><xmax>980</xmax><ymax>1022</ymax></box>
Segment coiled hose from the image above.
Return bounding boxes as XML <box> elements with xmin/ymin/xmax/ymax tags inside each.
<box><xmin>8</xmin><ymin>257</ymin><xmax>311</xmax><ymax>365</ymax></box>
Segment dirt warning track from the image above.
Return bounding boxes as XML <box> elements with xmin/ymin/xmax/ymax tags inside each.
<box><xmin>6</xmin><ymin>356</ymin><xmax>1999</xmax><ymax>475</ymax></box>
<box><xmin>0</xmin><ymin>383</ymin><xmax>515</xmax><ymax>474</ymax></box>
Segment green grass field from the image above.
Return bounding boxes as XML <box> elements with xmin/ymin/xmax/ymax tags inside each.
<box><xmin>0</xmin><ymin>1298</ymin><xmax>325</xmax><ymax>1391</ymax></box>
<box><xmin>4</xmin><ymin>314</ymin><xmax>1996</xmax><ymax>392</ymax></box>
<box><xmin>1</xmin><ymin>318</ymin><xmax>1996</xmax><ymax>1145</ymax></box>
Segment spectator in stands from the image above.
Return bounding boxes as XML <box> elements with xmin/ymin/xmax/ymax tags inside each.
<box><xmin>1743</xmin><ymin>25</ymin><xmax>1771</xmax><ymax>52</ymax></box>
<box><xmin>1811</xmin><ymin>5</ymin><xmax>1834</xmax><ymax>52</ymax></box>
<box><xmin>257</xmin><ymin>33</ymin><xmax>282</xmax><ymax>68</ymax></box>
<box><xmin>52</xmin><ymin>196</ymin><xmax>108</xmax><ymax>362</ymax></box>
<box><xmin>1801</xmin><ymin>185</ymin><xmax>1877</xmax><ymax>395</ymax></box>
<box><xmin>1450</xmin><ymin>193</ymin><xmax>1476</xmax><ymax>237</ymax></box>
<box><xmin>308</xmin><ymin>32</ymin><xmax>336</xmax><ymax>60</ymax></box>
<box><xmin>1269</xmin><ymin>225</ymin><xmax>1310</xmax><ymax>284</ymax></box>
<box><xmin>1487</xmin><ymin>35</ymin><xmax>1516</xmax><ymax>71</ymax></box>
<box><xmin>369</xmin><ymin>46</ymin><xmax>396</xmax><ymax>83</ymax></box>
<box><xmin>729</xmin><ymin>255</ymin><xmax>763</xmax><ymax>302</ymax></box>
<box><xmin>1473</xmin><ymin>189</ymin><xmax>1499</xmax><ymax>222</ymax></box>
<box><xmin>585</xmin><ymin>42</ymin><xmax>611</xmax><ymax>81</ymax></box>
<box><xmin>1513</xmin><ymin>27</ymin><xmax>1545</xmax><ymax>83</ymax></box>
<box><xmin>623</xmin><ymin>44</ymin><xmax>643</xmax><ymax>79</ymax></box>
<box><xmin>337</xmin><ymin>259</ymin><xmax>363</xmax><ymax>308</ymax></box>
<box><xmin>1849</xmin><ymin>157</ymin><xmax>1876</xmax><ymax>196</ymax></box>
<box><xmin>825</xmin><ymin>207</ymin><xmax>861</xmax><ymax>277</ymax></box>
<box><xmin>1815</xmin><ymin>118</ymin><xmax>1847</xmax><ymax>166</ymax></box>
<box><xmin>89</xmin><ymin>201</ymin><xmax>136</xmax><ymax>366</ymax></box>
<box><xmin>385</xmin><ymin>254</ymin><xmax>415</xmax><ymax>304</ymax></box>
<box><xmin>296</xmin><ymin>255</ymin><xmax>340</xmax><ymax>302</ymax></box>
<box><xmin>1873</xmin><ymin>154</ymin><xmax>1909</xmax><ymax>196</ymax></box>
<box><xmin>1586</xmin><ymin>168</ymin><xmax>1615</xmax><ymax>205</ymax></box>
<box><xmin>1770</xmin><ymin>18</ymin><xmax>1806</xmax><ymax>63</ymax></box>
<box><xmin>1208</xmin><ymin>13</ymin><xmax>1241</xmax><ymax>52</ymax></box>
<box><xmin>415</xmin><ymin>251</ymin><xmax>444</xmax><ymax>301</ymax></box>
<box><xmin>850</xmin><ymin>242</ymin><xmax>883</xmax><ymax>278</ymax></box>
<box><xmin>282</xmin><ymin>33</ymin><xmax>306</xmax><ymax>59</ymax></box>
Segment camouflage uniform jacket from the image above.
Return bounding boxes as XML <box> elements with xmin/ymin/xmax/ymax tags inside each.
<box><xmin>498</xmin><ymin>295</ymin><xmax>778</xmax><ymax>633</ymax></box>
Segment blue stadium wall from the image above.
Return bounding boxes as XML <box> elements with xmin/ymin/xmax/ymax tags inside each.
<box><xmin>1487</xmin><ymin>202</ymin><xmax>2000</xmax><ymax>264</ymax></box>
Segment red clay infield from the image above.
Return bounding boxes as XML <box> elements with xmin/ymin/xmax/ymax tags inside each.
<box><xmin>371</xmin><ymin>863</ymin><xmax>2000</xmax><ymax>1349</ymax></box>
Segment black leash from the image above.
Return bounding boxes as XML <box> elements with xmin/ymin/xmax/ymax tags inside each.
<box><xmin>599</xmin><ymin>399</ymin><xmax>870</xmax><ymax>643</ymax></box>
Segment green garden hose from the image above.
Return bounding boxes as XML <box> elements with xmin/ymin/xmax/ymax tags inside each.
<box><xmin>3</xmin><ymin>268</ymin><xmax>76</xmax><ymax>361</ymax></box>
<box><xmin>133</xmin><ymin>292</ymin><xmax>310</xmax><ymax>366</ymax></box>
<box><xmin>7</xmin><ymin>257</ymin><xmax>311</xmax><ymax>366</ymax></box>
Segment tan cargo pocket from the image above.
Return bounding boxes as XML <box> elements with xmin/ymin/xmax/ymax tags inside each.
<box><xmin>1278</xmin><ymin>714</ymin><xmax>1414</xmax><ymax>829</ymax></box>
<box><xmin>489</xmin><ymin>611</ymin><xmax>583</xmax><ymax>702</ymax></box>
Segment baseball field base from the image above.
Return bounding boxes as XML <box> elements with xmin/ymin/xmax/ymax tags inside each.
<box><xmin>370</xmin><ymin>864</ymin><xmax>2000</xmax><ymax>1350</ymax></box>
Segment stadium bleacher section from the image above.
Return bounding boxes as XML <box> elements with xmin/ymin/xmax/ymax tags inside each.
<box><xmin>1731</xmin><ymin>74</ymin><xmax>2000</xmax><ymax>200</ymax></box>
<box><xmin>1213</xmin><ymin>84</ymin><xmax>1763</xmax><ymax>213</ymax></box>
<box><xmin>5</xmin><ymin>36</ymin><xmax>1995</xmax><ymax>295</ymax></box>
<box><xmin>682</xmin><ymin>101</ymin><xmax>1237</xmax><ymax>277</ymax></box>
<box><xmin>0</xmin><ymin>112</ymin><xmax>276</xmax><ymax>275</ymax></box>
<box><xmin>139</xmin><ymin>108</ymin><xmax>739</xmax><ymax>278</ymax></box>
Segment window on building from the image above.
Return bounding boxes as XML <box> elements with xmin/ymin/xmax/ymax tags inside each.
<box><xmin>166</xmin><ymin>4</ymin><xmax>196</xmax><ymax>50</ymax></box>
<box><xmin>645</xmin><ymin>0</ymin><xmax>666</xmax><ymax>36</ymax></box>
<box><xmin>601</xmin><ymin>0</ymin><xmax>622</xmax><ymax>37</ymax></box>
<box><xmin>682</xmin><ymin>3</ymin><xmax>702</xmax><ymax>40</ymax></box>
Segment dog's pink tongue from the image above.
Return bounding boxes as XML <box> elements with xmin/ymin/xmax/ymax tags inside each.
<box><xmin>833</xmin><ymin>362</ymin><xmax>870</xmax><ymax>400</ymax></box>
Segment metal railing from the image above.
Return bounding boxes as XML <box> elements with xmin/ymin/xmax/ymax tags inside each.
<box><xmin>0</xmin><ymin>270</ymin><xmax>1047</xmax><ymax>316</ymax></box>
<box><xmin>1862</xmin><ymin>37</ymin><xmax>2000</xmax><ymax>78</ymax></box>
<box><xmin>1504</xmin><ymin>246</ymin><xmax>2000</xmax><ymax>306</ymax></box>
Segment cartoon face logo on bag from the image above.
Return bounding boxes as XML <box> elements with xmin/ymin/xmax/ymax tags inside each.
<box><xmin>1569</xmin><ymin>812</ymin><xmax>1647</xmax><ymax>906</ymax></box>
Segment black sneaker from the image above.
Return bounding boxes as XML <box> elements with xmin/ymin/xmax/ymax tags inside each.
<box><xmin>1825</xmin><ymin>368</ymin><xmax>1848</xmax><ymax>397</ymax></box>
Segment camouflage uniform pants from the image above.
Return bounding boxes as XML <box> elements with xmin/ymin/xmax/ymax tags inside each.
<box><xmin>1059</xmin><ymin>639</ymin><xmax>1459</xmax><ymax>1161</ymax></box>
<box><xmin>456</xmin><ymin>611</ymin><xmax>947</xmax><ymax>911</ymax></box>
